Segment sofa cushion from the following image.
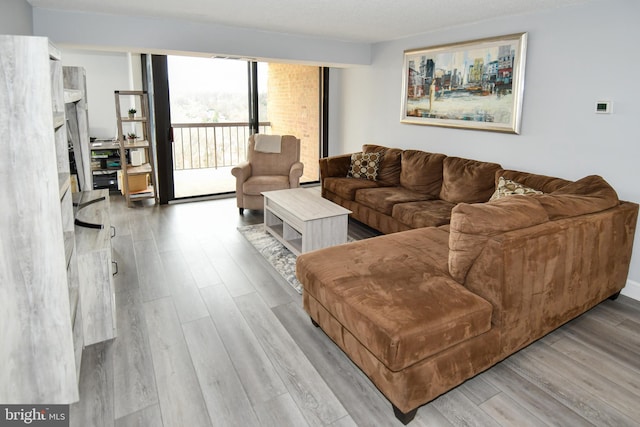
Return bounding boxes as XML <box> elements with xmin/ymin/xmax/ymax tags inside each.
<box><xmin>449</xmin><ymin>196</ymin><xmax>549</xmax><ymax>283</ymax></box>
<box><xmin>243</xmin><ymin>175</ymin><xmax>290</xmax><ymax>195</ymax></box>
<box><xmin>324</xmin><ymin>177</ymin><xmax>380</xmax><ymax>201</ymax></box>
<box><xmin>399</xmin><ymin>150</ymin><xmax>447</xmax><ymax>196</ymax></box>
<box><xmin>392</xmin><ymin>200</ymin><xmax>456</xmax><ymax>228</ymax></box>
<box><xmin>355</xmin><ymin>186</ymin><xmax>433</xmax><ymax>216</ymax></box>
<box><xmin>497</xmin><ymin>169</ymin><xmax>571</xmax><ymax>194</ymax></box>
<box><xmin>440</xmin><ymin>157</ymin><xmax>502</xmax><ymax>203</ymax></box>
<box><xmin>363</xmin><ymin>145</ymin><xmax>402</xmax><ymax>186</ymax></box>
<box><xmin>347</xmin><ymin>151</ymin><xmax>382</xmax><ymax>181</ymax></box>
<box><xmin>297</xmin><ymin>227</ymin><xmax>493</xmax><ymax>371</ymax></box>
<box><xmin>490</xmin><ymin>176</ymin><xmax>543</xmax><ymax>201</ymax></box>
<box><xmin>532</xmin><ymin>175</ymin><xmax>620</xmax><ymax>220</ymax></box>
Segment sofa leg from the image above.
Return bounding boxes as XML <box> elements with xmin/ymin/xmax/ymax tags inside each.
<box><xmin>239</xmin><ymin>207</ymin><xmax>244</xmax><ymax>215</ymax></box>
<box><xmin>310</xmin><ymin>318</ymin><xmax>319</xmax><ymax>327</ymax></box>
<box><xmin>393</xmin><ymin>405</ymin><xmax>417</xmax><ymax>425</ymax></box>
<box><xmin>609</xmin><ymin>291</ymin><xmax>621</xmax><ymax>300</ymax></box>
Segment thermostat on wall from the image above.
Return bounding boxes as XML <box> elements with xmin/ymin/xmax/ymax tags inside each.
<box><xmin>595</xmin><ymin>101</ymin><xmax>612</xmax><ymax>114</ymax></box>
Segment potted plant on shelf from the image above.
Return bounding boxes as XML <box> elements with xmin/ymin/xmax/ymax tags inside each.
<box><xmin>128</xmin><ymin>108</ymin><xmax>136</xmax><ymax>119</ymax></box>
<box><xmin>127</xmin><ymin>132</ymin><xmax>137</xmax><ymax>143</ymax></box>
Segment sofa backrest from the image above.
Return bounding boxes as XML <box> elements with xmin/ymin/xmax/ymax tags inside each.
<box><xmin>497</xmin><ymin>169</ymin><xmax>571</xmax><ymax>194</ymax></box>
<box><xmin>399</xmin><ymin>150</ymin><xmax>446</xmax><ymax>197</ymax></box>
<box><xmin>440</xmin><ymin>157</ymin><xmax>502</xmax><ymax>204</ymax></box>
<box><xmin>363</xmin><ymin>144</ymin><xmax>402</xmax><ymax>186</ymax></box>
<box><xmin>531</xmin><ymin>175</ymin><xmax>620</xmax><ymax>220</ymax></box>
<box><xmin>247</xmin><ymin>135</ymin><xmax>300</xmax><ymax>176</ymax></box>
<box><xmin>449</xmin><ymin>174</ymin><xmax>621</xmax><ymax>285</ymax></box>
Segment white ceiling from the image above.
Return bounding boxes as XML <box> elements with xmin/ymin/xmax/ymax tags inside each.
<box><xmin>28</xmin><ymin>0</ymin><xmax>593</xmax><ymax>43</ymax></box>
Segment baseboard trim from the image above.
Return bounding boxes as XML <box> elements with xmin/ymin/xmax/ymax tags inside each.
<box><xmin>621</xmin><ymin>279</ymin><xmax>640</xmax><ymax>301</ymax></box>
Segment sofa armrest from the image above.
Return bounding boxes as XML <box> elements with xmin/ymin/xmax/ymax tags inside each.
<box><xmin>449</xmin><ymin>196</ymin><xmax>549</xmax><ymax>283</ymax></box>
<box><xmin>289</xmin><ymin>161</ymin><xmax>304</xmax><ymax>187</ymax></box>
<box><xmin>231</xmin><ymin>161</ymin><xmax>251</xmax><ymax>196</ymax></box>
<box><xmin>319</xmin><ymin>153</ymin><xmax>352</xmax><ymax>181</ymax></box>
<box><xmin>231</xmin><ymin>161</ymin><xmax>251</xmax><ymax>181</ymax></box>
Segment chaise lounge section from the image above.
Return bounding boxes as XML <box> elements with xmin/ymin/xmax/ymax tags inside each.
<box><xmin>297</xmin><ymin>145</ymin><xmax>638</xmax><ymax>423</ymax></box>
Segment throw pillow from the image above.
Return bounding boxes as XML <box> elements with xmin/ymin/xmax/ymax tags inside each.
<box><xmin>347</xmin><ymin>151</ymin><xmax>381</xmax><ymax>181</ymax></box>
<box><xmin>490</xmin><ymin>176</ymin><xmax>543</xmax><ymax>201</ymax></box>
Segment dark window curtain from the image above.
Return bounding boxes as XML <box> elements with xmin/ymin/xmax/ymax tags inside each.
<box><xmin>140</xmin><ymin>57</ymin><xmax>329</xmax><ymax>201</ymax></box>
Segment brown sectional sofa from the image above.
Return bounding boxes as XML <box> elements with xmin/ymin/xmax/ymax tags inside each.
<box><xmin>296</xmin><ymin>145</ymin><xmax>638</xmax><ymax>423</ymax></box>
<box><xmin>320</xmin><ymin>145</ymin><xmax>507</xmax><ymax>234</ymax></box>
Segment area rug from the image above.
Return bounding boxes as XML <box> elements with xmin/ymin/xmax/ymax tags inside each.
<box><xmin>238</xmin><ymin>224</ymin><xmax>355</xmax><ymax>294</ymax></box>
<box><xmin>238</xmin><ymin>224</ymin><xmax>304</xmax><ymax>293</ymax></box>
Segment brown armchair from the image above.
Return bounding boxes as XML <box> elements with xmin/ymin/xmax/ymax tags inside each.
<box><xmin>231</xmin><ymin>134</ymin><xmax>304</xmax><ymax>214</ymax></box>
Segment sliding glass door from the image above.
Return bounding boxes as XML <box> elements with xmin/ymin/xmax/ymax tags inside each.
<box><xmin>168</xmin><ymin>56</ymin><xmax>253</xmax><ymax>198</ymax></box>
<box><xmin>149</xmin><ymin>55</ymin><xmax>324</xmax><ymax>202</ymax></box>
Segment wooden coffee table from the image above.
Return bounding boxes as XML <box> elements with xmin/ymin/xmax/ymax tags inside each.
<box><xmin>262</xmin><ymin>188</ymin><xmax>352</xmax><ymax>256</ymax></box>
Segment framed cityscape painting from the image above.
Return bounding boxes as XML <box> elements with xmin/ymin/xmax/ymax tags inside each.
<box><xmin>400</xmin><ymin>33</ymin><xmax>528</xmax><ymax>134</ymax></box>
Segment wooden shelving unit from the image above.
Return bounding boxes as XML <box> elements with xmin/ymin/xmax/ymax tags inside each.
<box><xmin>64</xmin><ymin>66</ymin><xmax>91</xmax><ymax>192</ymax></box>
<box><xmin>0</xmin><ymin>35</ymin><xmax>80</xmax><ymax>403</ymax></box>
<box><xmin>114</xmin><ymin>90</ymin><xmax>158</xmax><ymax>206</ymax></box>
<box><xmin>90</xmin><ymin>139</ymin><xmax>120</xmax><ymax>191</ymax></box>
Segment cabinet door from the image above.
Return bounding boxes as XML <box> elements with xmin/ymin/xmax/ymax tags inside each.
<box><xmin>75</xmin><ymin>190</ymin><xmax>117</xmax><ymax>345</ymax></box>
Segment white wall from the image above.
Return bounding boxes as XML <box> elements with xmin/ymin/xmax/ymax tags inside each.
<box><xmin>61</xmin><ymin>50</ymin><xmax>140</xmax><ymax>139</ymax></box>
<box><xmin>0</xmin><ymin>0</ymin><xmax>33</xmax><ymax>35</ymax></box>
<box><xmin>32</xmin><ymin>8</ymin><xmax>370</xmax><ymax>67</ymax></box>
<box><xmin>331</xmin><ymin>0</ymin><xmax>640</xmax><ymax>299</ymax></box>
<box><xmin>33</xmin><ymin>6</ymin><xmax>371</xmax><ymax>142</ymax></box>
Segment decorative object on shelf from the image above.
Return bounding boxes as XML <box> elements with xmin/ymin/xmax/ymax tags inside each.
<box><xmin>127</xmin><ymin>132</ymin><xmax>137</xmax><ymax>142</ymax></box>
<box><xmin>400</xmin><ymin>32</ymin><xmax>528</xmax><ymax>134</ymax></box>
<box><xmin>128</xmin><ymin>108</ymin><xmax>136</xmax><ymax>119</ymax></box>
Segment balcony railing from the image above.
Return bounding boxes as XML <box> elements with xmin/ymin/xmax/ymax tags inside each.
<box><xmin>172</xmin><ymin>122</ymin><xmax>271</xmax><ymax>170</ymax></box>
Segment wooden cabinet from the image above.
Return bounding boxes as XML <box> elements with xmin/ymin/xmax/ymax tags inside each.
<box><xmin>90</xmin><ymin>139</ymin><xmax>121</xmax><ymax>191</ymax></box>
<box><xmin>115</xmin><ymin>90</ymin><xmax>158</xmax><ymax>206</ymax></box>
<box><xmin>74</xmin><ymin>190</ymin><xmax>117</xmax><ymax>345</ymax></box>
<box><xmin>0</xmin><ymin>35</ymin><xmax>80</xmax><ymax>403</ymax></box>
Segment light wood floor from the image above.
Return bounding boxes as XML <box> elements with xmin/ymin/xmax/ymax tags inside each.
<box><xmin>70</xmin><ymin>193</ymin><xmax>640</xmax><ymax>427</ymax></box>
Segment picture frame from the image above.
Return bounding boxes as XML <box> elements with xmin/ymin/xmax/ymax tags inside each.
<box><xmin>400</xmin><ymin>32</ymin><xmax>528</xmax><ymax>134</ymax></box>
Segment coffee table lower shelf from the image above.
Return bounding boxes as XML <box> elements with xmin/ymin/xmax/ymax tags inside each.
<box><xmin>264</xmin><ymin>221</ymin><xmax>303</xmax><ymax>255</ymax></box>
